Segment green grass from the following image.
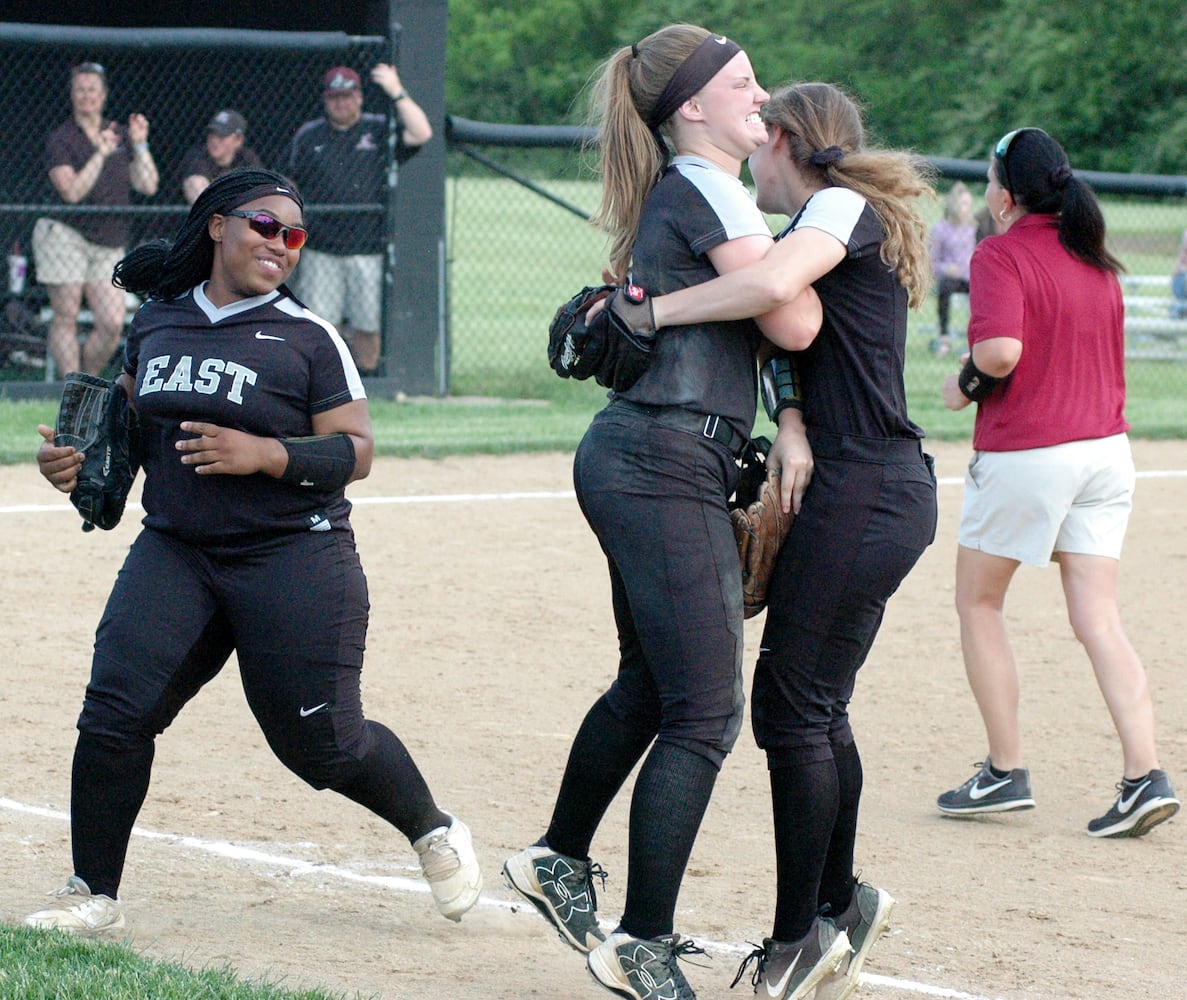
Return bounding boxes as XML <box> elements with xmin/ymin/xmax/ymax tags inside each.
<box><xmin>4</xmin><ymin>352</ymin><xmax>1185</xmax><ymax>472</ymax></box>
<box><xmin>3</xmin><ymin>179</ymin><xmax>1183</xmax><ymax>468</ymax></box>
<box><xmin>0</xmin><ymin>925</ymin><xmax>363</xmax><ymax>1000</ymax></box>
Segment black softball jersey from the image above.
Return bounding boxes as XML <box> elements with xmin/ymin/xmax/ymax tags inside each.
<box><xmin>124</xmin><ymin>282</ymin><xmax>365</xmax><ymax>542</ymax></box>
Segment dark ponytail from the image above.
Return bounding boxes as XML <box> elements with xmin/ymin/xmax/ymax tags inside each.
<box><xmin>113</xmin><ymin>167</ymin><xmax>304</xmax><ymax>300</ymax></box>
<box><xmin>996</xmin><ymin>128</ymin><xmax>1123</xmax><ymax>274</ymax></box>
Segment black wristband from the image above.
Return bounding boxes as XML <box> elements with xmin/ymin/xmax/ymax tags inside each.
<box><xmin>279</xmin><ymin>433</ymin><xmax>356</xmax><ymax>489</ymax></box>
<box><xmin>957</xmin><ymin>356</ymin><xmax>1005</xmax><ymax>402</ymax></box>
<box><xmin>608</xmin><ymin>283</ymin><xmax>655</xmax><ymax>335</ymax></box>
<box><xmin>760</xmin><ymin>354</ymin><xmax>804</xmax><ymax>422</ymax></box>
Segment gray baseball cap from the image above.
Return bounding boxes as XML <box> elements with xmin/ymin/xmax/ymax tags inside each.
<box><xmin>206</xmin><ymin>109</ymin><xmax>247</xmax><ymax>136</ymax></box>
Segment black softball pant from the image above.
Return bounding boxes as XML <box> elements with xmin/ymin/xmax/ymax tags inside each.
<box><xmin>80</xmin><ymin>526</ymin><xmax>372</xmax><ymax>786</ymax></box>
<box><xmin>753</xmin><ymin>433</ymin><xmax>938</xmax><ymax>765</ymax></box>
<box><xmin>574</xmin><ymin>401</ymin><xmax>747</xmax><ymax>767</ymax></box>
<box><xmin>68</xmin><ymin>527</ymin><xmax>450</xmax><ymax>898</ymax></box>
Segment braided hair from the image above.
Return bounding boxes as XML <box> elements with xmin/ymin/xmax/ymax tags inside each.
<box><xmin>993</xmin><ymin>128</ymin><xmax>1122</xmax><ymax>275</ymax></box>
<box><xmin>113</xmin><ymin>168</ymin><xmax>305</xmax><ymax>301</ymax></box>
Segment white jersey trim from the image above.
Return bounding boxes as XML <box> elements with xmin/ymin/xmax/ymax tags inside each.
<box><xmin>275</xmin><ymin>297</ymin><xmax>367</xmax><ymax>401</ymax></box>
<box><xmin>193</xmin><ymin>282</ymin><xmax>280</xmax><ymax>323</ymax></box>
<box><xmin>793</xmin><ymin>186</ymin><xmax>867</xmax><ymax>247</ymax></box>
<box><xmin>669</xmin><ymin>155</ymin><xmax>770</xmax><ymax>241</ymax></box>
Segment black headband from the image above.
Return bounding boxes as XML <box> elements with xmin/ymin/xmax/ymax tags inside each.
<box><xmin>228</xmin><ymin>183</ymin><xmax>304</xmax><ymax>213</ymax></box>
<box><xmin>645</xmin><ymin>34</ymin><xmax>742</xmax><ymax>130</ymax></box>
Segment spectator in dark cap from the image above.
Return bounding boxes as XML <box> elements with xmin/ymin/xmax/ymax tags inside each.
<box><xmin>288</xmin><ymin>63</ymin><xmax>431</xmax><ymax>375</ymax></box>
<box><xmin>180</xmin><ymin>109</ymin><xmax>263</xmax><ymax>204</ymax></box>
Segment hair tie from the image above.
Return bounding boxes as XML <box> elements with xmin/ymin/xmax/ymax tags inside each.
<box><xmin>1049</xmin><ymin>163</ymin><xmax>1073</xmax><ymax>190</ymax></box>
<box><xmin>631</xmin><ymin>43</ymin><xmax>639</xmax><ymax>58</ymax></box>
<box><xmin>810</xmin><ymin>145</ymin><xmax>845</xmax><ymax>167</ymax></box>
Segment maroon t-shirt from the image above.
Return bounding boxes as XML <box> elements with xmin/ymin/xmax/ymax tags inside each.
<box><xmin>968</xmin><ymin>214</ymin><xmax>1128</xmax><ymax>451</ymax></box>
<box><xmin>44</xmin><ymin>118</ymin><xmax>133</xmax><ymax>248</ymax></box>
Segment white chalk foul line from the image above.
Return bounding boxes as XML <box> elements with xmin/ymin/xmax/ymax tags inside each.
<box><xmin>2</xmin><ymin>795</ymin><xmax>1001</xmax><ymax>1000</ymax></box>
<box><xmin>3</xmin><ymin>467</ymin><xmax>1184</xmax><ymax>517</ymax></box>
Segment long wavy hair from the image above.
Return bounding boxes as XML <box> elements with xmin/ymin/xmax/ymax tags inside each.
<box><xmin>113</xmin><ymin>168</ymin><xmax>305</xmax><ymax>301</ymax></box>
<box><xmin>761</xmin><ymin>82</ymin><xmax>936</xmax><ymax>308</ymax></box>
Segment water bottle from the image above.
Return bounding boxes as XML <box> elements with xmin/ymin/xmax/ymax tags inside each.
<box><xmin>8</xmin><ymin>241</ymin><xmax>27</xmax><ymax>295</ymax></box>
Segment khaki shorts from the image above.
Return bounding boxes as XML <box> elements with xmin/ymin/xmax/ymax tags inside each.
<box><xmin>293</xmin><ymin>248</ymin><xmax>382</xmax><ymax>333</ymax></box>
<box><xmin>32</xmin><ymin>218</ymin><xmax>124</xmax><ymax>286</ymax></box>
<box><xmin>958</xmin><ymin>434</ymin><xmax>1134</xmax><ymax>566</ymax></box>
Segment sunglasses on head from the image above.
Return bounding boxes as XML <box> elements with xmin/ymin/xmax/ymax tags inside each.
<box><xmin>993</xmin><ymin>129</ymin><xmax>1024</xmax><ymax>193</ymax></box>
<box><xmin>994</xmin><ymin>127</ymin><xmax>1047</xmax><ymax>193</ymax></box>
<box><xmin>73</xmin><ymin>61</ymin><xmax>106</xmax><ymax>79</ymax></box>
<box><xmin>224</xmin><ymin>210</ymin><xmax>308</xmax><ymax>250</ymax></box>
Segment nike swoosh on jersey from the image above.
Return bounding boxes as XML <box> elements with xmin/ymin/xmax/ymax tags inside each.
<box><xmin>255</xmin><ymin>331</ymin><xmax>286</xmax><ymax>341</ymax></box>
<box><xmin>299</xmin><ymin>702</ymin><xmax>329</xmax><ymax>717</ymax></box>
<box><xmin>968</xmin><ymin>777</ymin><xmax>1013</xmax><ymax>800</ymax></box>
<box><xmin>764</xmin><ymin>951</ymin><xmax>802</xmax><ymax>997</ymax></box>
<box><xmin>1117</xmin><ymin>779</ymin><xmax>1151</xmax><ymax>813</ymax></box>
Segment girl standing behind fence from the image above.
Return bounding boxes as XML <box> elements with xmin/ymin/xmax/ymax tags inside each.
<box><xmin>929</xmin><ymin>181</ymin><xmax>977</xmax><ymax>355</ymax></box>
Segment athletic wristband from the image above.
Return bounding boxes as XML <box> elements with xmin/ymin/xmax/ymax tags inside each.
<box><xmin>132</xmin><ymin>142</ymin><xmax>149</xmax><ymax>154</ymax></box>
<box><xmin>957</xmin><ymin>356</ymin><xmax>1005</xmax><ymax>402</ymax></box>
<box><xmin>279</xmin><ymin>433</ymin><xmax>356</xmax><ymax>489</ymax></box>
<box><xmin>759</xmin><ymin>354</ymin><xmax>804</xmax><ymax>422</ymax></box>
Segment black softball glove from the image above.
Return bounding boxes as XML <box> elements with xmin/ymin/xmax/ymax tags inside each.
<box><xmin>547</xmin><ymin>282</ymin><xmax>656</xmax><ymax>392</ymax></box>
<box><xmin>54</xmin><ymin>372</ymin><xmax>141</xmax><ymax>532</ymax></box>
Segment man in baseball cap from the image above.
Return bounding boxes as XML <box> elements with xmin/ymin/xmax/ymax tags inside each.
<box><xmin>206</xmin><ymin>109</ymin><xmax>247</xmax><ymax>137</ymax></box>
<box><xmin>288</xmin><ymin>63</ymin><xmax>432</xmax><ymax>375</ymax></box>
<box><xmin>323</xmin><ymin>66</ymin><xmax>362</xmax><ymax>94</ymax></box>
<box><xmin>181</xmin><ymin>109</ymin><xmax>261</xmax><ymax>204</ymax></box>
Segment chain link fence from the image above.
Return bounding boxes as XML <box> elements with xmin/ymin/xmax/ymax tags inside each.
<box><xmin>0</xmin><ymin>24</ymin><xmax>390</xmax><ymax>383</ymax></box>
<box><xmin>2</xmin><ymin>23</ymin><xmax>1186</xmax><ymax>432</ymax></box>
<box><xmin>442</xmin><ymin>131</ymin><xmax>1187</xmax><ymax>425</ymax></box>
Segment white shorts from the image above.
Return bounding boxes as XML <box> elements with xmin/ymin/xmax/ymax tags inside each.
<box><xmin>32</xmin><ymin>218</ymin><xmax>124</xmax><ymax>286</ymax></box>
<box><xmin>958</xmin><ymin>434</ymin><xmax>1134</xmax><ymax>566</ymax></box>
<box><xmin>293</xmin><ymin>248</ymin><xmax>382</xmax><ymax>333</ymax></box>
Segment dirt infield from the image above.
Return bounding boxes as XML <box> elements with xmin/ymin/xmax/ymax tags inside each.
<box><xmin>1</xmin><ymin>440</ymin><xmax>1183</xmax><ymax>1000</ymax></box>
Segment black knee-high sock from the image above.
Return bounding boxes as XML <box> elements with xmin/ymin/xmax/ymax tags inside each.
<box><xmin>818</xmin><ymin>740</ymin><xmax>863</xmax><ymax>917</ymax></box>
<box><xmin>621</xmin><ymin>741</ymin><xmax>719</xmax><ymax>941</ymax></box>
<box><xmin>70</xmin><ymin>730</ymin><xmax>154</xmax><ymax>899</ymax></box>
<box><xmin>334</xmin><ymin>721</ymin><xmax>449</xmax><ymax>843</ymax></box>
<box><xmin>770</xmin><ymin>758</ymin><xmax>838</xmax><ymax>941</ymax></box>
<box><xmin>544</xmin><ymin>695</ymin><xmax>654</xmax><ymax>861</ymax></box>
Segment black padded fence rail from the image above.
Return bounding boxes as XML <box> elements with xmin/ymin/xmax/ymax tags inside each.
<box><xmin>927</xmin><ymin>156</ymin><xmax>1187</xmax><ymax>198</ymax></box>
<box><xmin>444</xmin><ymin>123</ymin><xmax>1187</xmax><ymax>200</ymax></box>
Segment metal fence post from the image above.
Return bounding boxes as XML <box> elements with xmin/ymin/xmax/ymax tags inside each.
<box><xmin>384</xmin><ymin>0</ymin><xmax>448</xmax><ymax>396</ymax></box>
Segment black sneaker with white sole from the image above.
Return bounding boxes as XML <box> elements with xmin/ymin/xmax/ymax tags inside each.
<box><xmin>815</xmin><ymin>882</ymin><xmax>895</xmax><ymax>1000</ymax></box>
<box><xmin>587</xmin><ymin>931</ymin><xmax>703</xmax><ymax>1000</ymax></box>
<box><xmin>503</xmin><ymin>844</ymin><xmax>607</xmax><ymax>952</ymax></box>
<box><xmin>1087</xmin><ymin>769</ymin><xmax>1180</xmax><ymax>838</ymax></box>
<box><xmin>937</xmin><ymin>761</ymin><xmax>1035</xmax><ymax>815</ymax></box>
<box><xmin>731</xmin><ymin>917</ymin><xmax>850</xmax><ymax>1000</ymax></box>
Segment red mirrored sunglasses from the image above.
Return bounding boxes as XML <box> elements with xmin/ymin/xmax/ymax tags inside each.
<box><xmin>224</xmin><ymin>210</ymin><xmax>308</xmax><ymax>250</ymax></box>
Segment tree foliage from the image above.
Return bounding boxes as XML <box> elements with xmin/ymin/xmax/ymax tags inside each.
<box><xmin>444</xmin><ymin>0</ymin><xmax>1187</xmax><ymax>174</ymax></box>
